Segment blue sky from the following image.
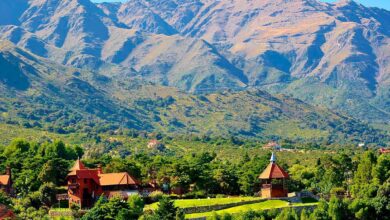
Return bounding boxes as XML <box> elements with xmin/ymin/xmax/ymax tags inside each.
<box><xmin>91</xmin><ymin>0</ymin><xmax>390</xmax><ymax>10</ymax></box>
<box><xmin>323</xmin><ymin>0</ymin><xmax>390</xmax><ymax>10</ymax></box>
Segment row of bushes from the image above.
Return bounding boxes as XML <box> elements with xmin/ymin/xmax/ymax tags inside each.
<box><xmin>147</xmin><ymin>191</ymin><xmax>239</xmax><ymax>203</ymax></box>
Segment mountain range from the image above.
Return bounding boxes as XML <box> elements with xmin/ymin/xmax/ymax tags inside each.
<box><xmin>0</xmin><ymin>0</ymin><xmax>389</xmax><ymax>143</ymax></box>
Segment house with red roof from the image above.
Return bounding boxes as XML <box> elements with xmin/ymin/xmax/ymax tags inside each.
<box><xmin>259</xmin><ymin>153</ymin><xmax>289</xmax><ymax>198</ymax></box>
<box><xmin>67</xmin><ymin>159</ymin><xmax>140</xmax><ymax>208</ymax></box>
<box><xmin>263</xmin><ymin>142</ymin><xmax>282</xmax><ymax>151</ymax></box>
<box><xmin>0</xmin><ymin>167</ymin><xmax>13</xmax><ymax>195</ymax></box>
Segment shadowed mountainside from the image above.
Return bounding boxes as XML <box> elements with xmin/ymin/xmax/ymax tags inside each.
<box><xmin>0</xmin><ymin>0</ymin><xmax>389</xmax><ymax>131</ymax></box>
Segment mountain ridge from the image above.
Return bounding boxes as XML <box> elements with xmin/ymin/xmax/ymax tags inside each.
<box><xmin>0</xmin><ymin>0</ymin><xmax>389</xmax><ymax>135</ymax></box>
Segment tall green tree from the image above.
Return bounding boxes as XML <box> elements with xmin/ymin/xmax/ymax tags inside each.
<box><xmin>155</xmin><ymin>197</ymin><xmax>178</xmax><ymax>220</ymax></box>
<box><xmin>128</xmin><ymin>194</ymin><xmax>145</xmax><ymax>219</ymax></box>
<box><xmin>300</xmin><ymin>209</ymin><xmax>309</xmax><ymax>220</ymax></box>
<box><xmin>82</xmin><ymin>196</ymin><xmax>131</xmax><ymax>220</ymax></box>
<box><xmin>38</xmin><ymin>159</ymin><xmax>70</xmax><ymax>185</ymax></box>
<box><xmin>373</xmin><ymin>154</ymin><xmax>390</xmax><ymax>184</ymax></box>
<box><xmin>372</xmin><ymin>180</ymin><xmax>390</xmax><ymax>219</ymax></box>
<box><xmin>81</xmin><ymin>196</ymin><xmax>108</xmax><ymax>220</ymax></box>
<box><xmin>328</xmin><ymin>196</ymin><xmax>345</xmax><ymax>220</ymax></box>
<box><xmin>38</xmin><ymin>182</ymin><xmax>57</xmax><ymax>207</ymax></box>
<box><xmin>0</xmin><ymin>191</ymin><xmax>13</xmax><ymax>208</ymax></box>
<box><xmin>3</xmin><ymin>139</ymin><xmax>30</xmax><ymax>158</ymax></box>
<box><xmin>351</xmin><ymin>151</ymin><xmax>377</xmax><ymax>198</ymax></box>
<box><xmin>316</xmin><ymin>156</ymin><xmax>344</xmax><ymax>194</ymax></box>
<box><xmin>275</xmin><ymin>208</ymin><xmax>299</xmax><ymax>220</ymax></box>
<box><xmin>310</xmin><ymin>199</ymin><xmax>330</xmax><ymax>220</ymax></box>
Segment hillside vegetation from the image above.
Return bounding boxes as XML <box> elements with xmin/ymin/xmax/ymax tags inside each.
<box><xmin>0</xmin><ymin>41</ymin><xmax>387</xmax><ymax>144</ymax></box>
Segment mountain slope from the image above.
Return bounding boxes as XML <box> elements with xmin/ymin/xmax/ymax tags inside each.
<box><xmin>0</xmin><ymin>41</ymin><xmax>386</xmax><ymax>143</ymax></box>
<box><xmin>111</xmin><ymin>34</ymin><xmax>248</xmax><ymax>92</ymax></box>
<box><xmin>142</xmin><ymin>0</ymin><xmax>390</xmax><ymax>123</ymax></box>
<box><xmin>117</xmin><ymin>0</ymin><xmax>178</xmax><ymax>35</ymax></box>
<box><xmin>120</xmin><ymin>85</ymin><xmax>387</xmax><ymax>143</ymax></box>
<box><xmin>0</xmin><ymin>41</ymin><xmax>144</xmax><ymax>132</ymax></box>
<box><xmin>0</xmin><ymin>0</ymin><xmax>388</xmax><ymax>127</ymax></box>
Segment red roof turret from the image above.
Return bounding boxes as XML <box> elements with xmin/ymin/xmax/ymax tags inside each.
<box><xmin>259</xmin><ymin>153</ymin><xmax>289</xmax><ymax>179</ymax></box>
<box><xmin>68</xmin><ymin>159</ymin><xmax>86</xmax><ymax>176</ymax></box>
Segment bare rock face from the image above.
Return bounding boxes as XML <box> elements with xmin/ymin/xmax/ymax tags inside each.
<box><xmin>117</xmin><ymin>0</ymin><xmax>178</xmax><ymax>35</ymax></box>
<box><xmin>141</xmin><ymin>0</ymin><xmax>204</xmax><ymax>31</ymax></box>
<box><xmin>14</xmin><ymin>0</ymin><xmax>115</xmax><ymax>68</ymax></box>
<box><xmin>0</xmin><ymin>0</ymin><xmax>389</xmax><ymax>123</ymax></box>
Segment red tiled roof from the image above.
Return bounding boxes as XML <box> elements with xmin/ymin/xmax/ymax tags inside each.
<box><xmin>0</xmin><ymin>175</ymin><xmax>10</xmax><ymax>185</ymax></box>
<box><xmin>259</xmin><ymin>162</ymin><xmax>289</xmax><ymax>179</ymax></box>
<box><xmin>68</xmin><ymin>159</ymin><xmax>86</xmax><ymax>176</ymax></box>
<box><xmin>67</xmin><ymin>160</ymin><xmax>139</xmax><ymax>186</ymax></box>
<box><xmin>99</xmin><ymin>173</ymin><xmax>140</xmax><ymax>186</ymax></box>
<box><xmin>263</xmin><ymin>142</ymin><xmax>279</xmax><ymax>148</ymax></box>
<box><xmin>379</xmin><ymin>148</ymin><xmax>390</xmax><ymax>154</ymax></box>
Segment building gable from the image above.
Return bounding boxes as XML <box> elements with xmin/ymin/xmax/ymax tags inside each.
<box><xmin>0</xmin><ymin>175</ymin><xmax>10</xmax><ymax>185</ymax></box>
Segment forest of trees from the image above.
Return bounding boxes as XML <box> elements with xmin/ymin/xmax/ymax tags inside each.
<box><xmin>0</xmin><ymin>138</ymin><xmax>388</xmax><ymax>219</ymax></box>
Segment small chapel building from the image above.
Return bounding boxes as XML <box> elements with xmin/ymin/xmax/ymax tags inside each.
<box><xmin>259</xmin><ymin>153</ymin><xmax>289</xmax><ymax>198</ymax></box>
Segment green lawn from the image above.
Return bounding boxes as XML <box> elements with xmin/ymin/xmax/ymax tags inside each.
<box><xmin>146</xmin><ymin>197</ymin><xmax>260</xmax><ymax>210</ymax></box>
<box><xmin>185</xmin><ymin>200</ymin><xmax>318</xmax><ymax>219</ymax></box>
<box><xmin>49</xmin><ymin>199</ymin><xmax>317</xmax><ymax>219</ymax></box>
<box><xmin>52</xmin><ymin>217</ymin><xmax>73</xmax><ymax>220</ymax></box>
<box><xmin>49</xmin><ymin>208</ymin><xmax>73</xmax><ymax>220</ymax></box>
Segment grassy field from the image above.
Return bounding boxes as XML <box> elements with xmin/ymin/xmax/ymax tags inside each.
<box><xmin>50</xmin><ymin>198</ymin><xmax>317</xmax><ymax>219</ymax></box>
<box><xmin>49</xmin><ymin>208</ymin><xmax>74</xmax><ymax>220</ymax></box>
<box><xmin>146</xmin><ymin>197</ymin><xmax>260</xmax><ymax>210</ymax></box>
<box><xmin>185</xmin><ymin>200</ymin><xmax>318</xmax><ymax>219</ymax></box>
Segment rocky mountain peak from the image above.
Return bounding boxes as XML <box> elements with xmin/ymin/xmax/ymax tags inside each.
<box><xmin>0</xmin><ymin>0</ymin><xmax>388</xmax><ymax>124</ymax></box>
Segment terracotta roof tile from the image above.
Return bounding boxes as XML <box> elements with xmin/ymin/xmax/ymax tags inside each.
<box><xmin>70</xmin><ymin>159</ymin><xmax>86</xmax><ymax>171</ymax></box>
<box><xmin>0</xmin><ymin>175</ymin><xmax>10</xmax><ymax>185</ymax></box>
<box><xmin>67</xmin><ymin>160</ymin><xmax>140</xmax><ymax>187</ymax></box>
<box><xmin>99</xmin><ymin>173</ymin><xmax>139</xmax><ymax>186</ymax></box>
<box><xmin>68</xmin><ymin>159</ymin><xmax>87</xmax><ymax>176</ymax></box>
<box><xmin>259</xmin><ymin>163</ymin><xmax>289</xmax><ymax>179</ymax></box>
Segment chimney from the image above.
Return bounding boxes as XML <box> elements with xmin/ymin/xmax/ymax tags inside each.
<box><xmin>5</xmin><ymin>166</ymin><xmax>11</xmax><ymax>176</ymax></box>
<box><xmin>97</xmin><ymin>164</ymin><xmax>103</xmax><ymax>175</ymax></box>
